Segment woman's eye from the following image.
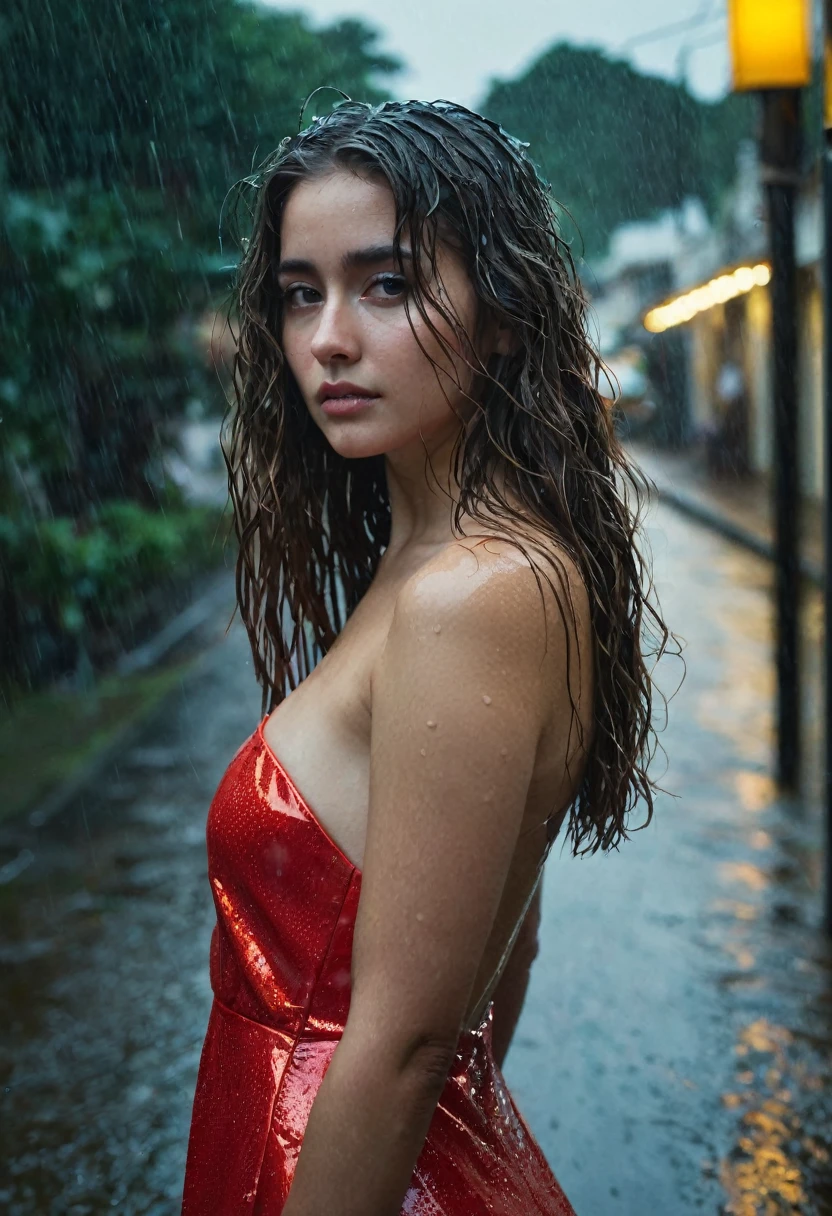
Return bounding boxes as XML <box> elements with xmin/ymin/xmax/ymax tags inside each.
<box><xmin>366</xmin><ymin>274</ymin><xmax>408</xmax><ymax>301</ymax></box>
<box><xmin>283</xmin><ymin>285</ymin><xmax>320</xmax><ymax>308</ymax></box>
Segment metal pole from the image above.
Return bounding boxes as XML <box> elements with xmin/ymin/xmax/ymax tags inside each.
<box><xmin>761</xmin><ymin>89</ymin><xmax>802</xmax><ymax>790</ymax></box>
<box><xmin>822</xmin><ymin>2</ymin><xmax>832</xmax><ymax>933</ymax></box>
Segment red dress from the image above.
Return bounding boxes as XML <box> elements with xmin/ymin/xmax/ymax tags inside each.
<box><xmin>182</xmin><ymin>717</ymin><xmax>576</xmax><ymax>1215</ymax></box>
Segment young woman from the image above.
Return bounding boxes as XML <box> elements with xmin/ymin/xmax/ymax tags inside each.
<box><xmin>182</xmin><ymin>98</ymin><xmax>671</xmax><ymax>1216</ymax></box>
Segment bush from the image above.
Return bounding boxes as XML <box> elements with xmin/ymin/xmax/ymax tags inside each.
<box><xmin>0</xmin><ymin>501</ymin><xmax>229</xmax><ymax>685</ymax></box>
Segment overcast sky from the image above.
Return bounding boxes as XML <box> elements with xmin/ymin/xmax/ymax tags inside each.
<box><xmin>262</xmin><ymin>0</ymin><xmax>731</xmax><ymax>106</ymax></box>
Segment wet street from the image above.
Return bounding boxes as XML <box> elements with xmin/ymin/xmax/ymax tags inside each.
<box><xmin>1</xmin><ymin>499</ymin><xmax>831</xmax><ymax>1216</ymax></box>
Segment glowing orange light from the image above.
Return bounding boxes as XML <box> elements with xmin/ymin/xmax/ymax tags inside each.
<box><xmin>643</xmin><ymin>264</ymin><xmax>771</xmax><ymax>334</ymax></box>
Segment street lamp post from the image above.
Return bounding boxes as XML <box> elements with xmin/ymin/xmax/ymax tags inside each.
<box><xmin>728</xmin><ymin>0</ymin><xmax>811</xmax><ymax>792</ymax></box>
<box><xmin>823</xmin><ymin>0</ymin><xmax>832</xmax><ymax>933</ymax></box>
<box><xmin>762</xmin><ymin>87</ymin><xmax>803</xmax><ymax>791</ymax></box>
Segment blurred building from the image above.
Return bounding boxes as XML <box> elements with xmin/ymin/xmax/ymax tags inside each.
<box><xmin>589</xmin><ymin>140</ymin><xmax>823</xmax><ymax>501</ymax></box>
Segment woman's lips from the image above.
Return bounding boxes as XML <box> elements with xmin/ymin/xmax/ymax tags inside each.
<box><xmin>320</xmin><ymin>395</ymin><xmax>379</xmax><ymax>417</ymax></box>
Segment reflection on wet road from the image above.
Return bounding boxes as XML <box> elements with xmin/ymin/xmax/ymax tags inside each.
<box><xmin>1</xmin><ymin>502</ymin><xmax>831</xmax><ymax>1214</ymax></box>
<box><xmin>504</xmin><ymin>506</ymin><xmax>832</xmax><ymax>1215</ymax></box>
<box><xmin>0</xmin><ymin>619</ymin><xmax>261</xmax><ymax>1214</ymax></box>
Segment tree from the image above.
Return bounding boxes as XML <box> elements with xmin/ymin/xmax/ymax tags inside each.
<box><xmin>481</xmin><ymin>43</ymin><xmax>755</xmax><ymax>260</ymax></box>
<box><xmin>0</xmin><ymin>0</ymin><xmax>401</xmax><ymax>509</ymax></box>
<box><xmin>0</xmin><ymin>0</ymin><xmax>400</xmax><ymax>510</ymax></box>
<box><xmin>0</xmin><ymin>0</ymin><xmax>400</xmax><ymax>687</ymax></box>
<box><xmin>0</xmin><ymin>0</ymin><xmax>399</xmax><ymax>238</ymax></box>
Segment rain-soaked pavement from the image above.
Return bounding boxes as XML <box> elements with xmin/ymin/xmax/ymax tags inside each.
<box><xmin>1</xmin><ymin>500</ymin><xmax>831</xmax><ymax>1216</ymax></box>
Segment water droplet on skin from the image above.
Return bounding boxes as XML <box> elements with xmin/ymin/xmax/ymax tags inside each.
<box><xmin>416</xmin><ymin>912</ymin><xmax>425</xmax><ymax>922</ymax></box>
<box><xmin>433</xmin><ymin>624</ymin><xmax>441</xmax><ymax>634</ymax></box>
<box><xmin>426</xmin><ymin>720</ymin><xmax>437</xmax><ymax>729</ymax></box>
<box><xmin>482</xmin><ymin>694</ymin><xmax>492</xmax><ymax>705</ymax></box>
<box><xmin>420</xmin><ymin>747</ymin><xmax>427</xmax><ymax>756</ymax></box>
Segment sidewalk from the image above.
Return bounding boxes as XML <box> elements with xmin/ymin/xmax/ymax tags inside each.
<box><xmin>626</xmin><ymin>439</ymin><xmax>825</xmax><ymax>588</ymax></box>
<box><xmin>0</xmin><ymin>566</ymin><xmax>236</xmax><ymax>829</ymax></box>
<box><xmin>508</xmin><ymin>497</ymin><xmax>831</xmax><ymax>1215</ymax></box>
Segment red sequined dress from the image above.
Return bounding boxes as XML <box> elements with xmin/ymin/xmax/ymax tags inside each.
<box><xmin>182</xmin><ymin>717</ymin><xmax>576</xmax><ymax>1215</ymax></box>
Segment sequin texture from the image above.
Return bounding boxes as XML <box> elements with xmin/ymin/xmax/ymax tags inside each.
<box><xmin>182</xmin><ymin>719</ymin><xmax>575</xmax><ymax>1214</ymax></box>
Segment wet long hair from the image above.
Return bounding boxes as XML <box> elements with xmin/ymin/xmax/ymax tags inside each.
<box><xmin>222</xmin><ymin>97</ymin><xmax>677</xmax><ymax>857</ymax></box>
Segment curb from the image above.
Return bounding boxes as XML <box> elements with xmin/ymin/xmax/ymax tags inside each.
<box><xmin>21</xmin><ymin>568</ymin><xmax>235</xmax><ymax>833</ymax></box>
<box><xmin>115</xmin><ymin>567</ymin><xmax>234</xmax><ymax>676</ymax></box>
<box><xmin>649</xmin><ymin>484</ymin><xmax>824</xmax><ymax>590</ymax></box>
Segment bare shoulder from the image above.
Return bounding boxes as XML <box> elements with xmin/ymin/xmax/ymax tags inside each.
<box><xmin>391</xmin><ymin>527</ymin><xmax>591</xmax><ymax>660</ymax></box>
<box><xmin>353</xmin><ymin>531</ymin><xmax>588</xmax><ymax>1059</ymax></box>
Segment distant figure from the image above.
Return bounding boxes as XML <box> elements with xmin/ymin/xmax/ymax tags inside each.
<box><xmin>705</xmin><ymin>357</ymin><xmax>749</xmax><ymax>478</ymax></box>
<box><xmin>181</xmin><ymin>98</ymin><xmax>674</xmax><ymax>1216</ymax></box>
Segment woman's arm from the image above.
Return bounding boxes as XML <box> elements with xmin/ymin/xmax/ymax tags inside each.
<box><xmin>282</xmin><ymin>545</ymin><xmax>566</xmax><ymax>1216</ymax></box>
<box><xmin>490</xmin><ymin>879</ymin><xmax>542</xmax><ymax>1070</ymax></box>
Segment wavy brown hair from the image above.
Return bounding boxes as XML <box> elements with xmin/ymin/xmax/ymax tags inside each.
<box><xmin>222</xmin><ymin>97</ymin><xmax>678</xmax><ymax>857</ymax></box>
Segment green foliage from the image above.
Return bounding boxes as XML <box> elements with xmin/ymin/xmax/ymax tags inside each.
<box><xmin>0</xmin><ymin>0</ymin><xmax>400</xmax><ymax>240</ymax></box>
<box><xmin>0</xmin><ymin>183</ymin><xmax>208</xmax><ymax>517</ymax></box>
<box><xmin>1</xmin><ymin>500</ymin><xmax>226</xmax><ymax>642</ymax></box>
<box><xmin>481</xmin><ymin>43</ymin><xmax>756</xmax><ymax>259</ymax></box>
<box><xmin>0</xmin><ymin>0</ymin><xmax>399</xmax><ymax>689</ymax></box>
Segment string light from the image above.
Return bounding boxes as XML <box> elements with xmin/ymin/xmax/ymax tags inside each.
<box><xmin>643</xmin><ymin>262</ymin><xmax>771</xmax><ymax>333</ymax></box>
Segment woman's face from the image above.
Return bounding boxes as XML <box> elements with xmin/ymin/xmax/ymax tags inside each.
<box><xmin>277</xmin><ymin>168</ymin><xmax>493</xmax><ymax>462</ymax></box>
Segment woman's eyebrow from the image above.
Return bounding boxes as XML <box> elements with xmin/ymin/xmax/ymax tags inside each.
<box><xmin>277</xmin><ymin>245</ymin><xmax>413</xmax><ymax>276</ymax></box>
<box><xmin>344</xmin><ymin>244</ymin><xmax>413</xmax><ymax>270</ymax></box>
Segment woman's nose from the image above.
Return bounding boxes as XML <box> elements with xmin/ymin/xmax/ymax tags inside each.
<box><xmin>309</xmin><ymin>299</ymin><xmax>361</xmax><ymax>366</ymax></box>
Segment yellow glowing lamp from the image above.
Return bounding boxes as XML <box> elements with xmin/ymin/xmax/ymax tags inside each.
<box><xmin>728</xmin><ymin>0</ymin><xmax>812</xmax><ymax>91</ymax></box>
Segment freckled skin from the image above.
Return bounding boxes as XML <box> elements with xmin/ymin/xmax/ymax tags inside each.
<box><xmin>278</xmin><ymin>170</ymin><xmax>501</xmax><ymax>466</ymax></box>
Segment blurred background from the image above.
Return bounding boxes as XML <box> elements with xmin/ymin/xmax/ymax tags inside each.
<box><xmin>2</xmin><ymin>2</ymin><xmax>832</xmax><ymax>1213</ymax></box>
